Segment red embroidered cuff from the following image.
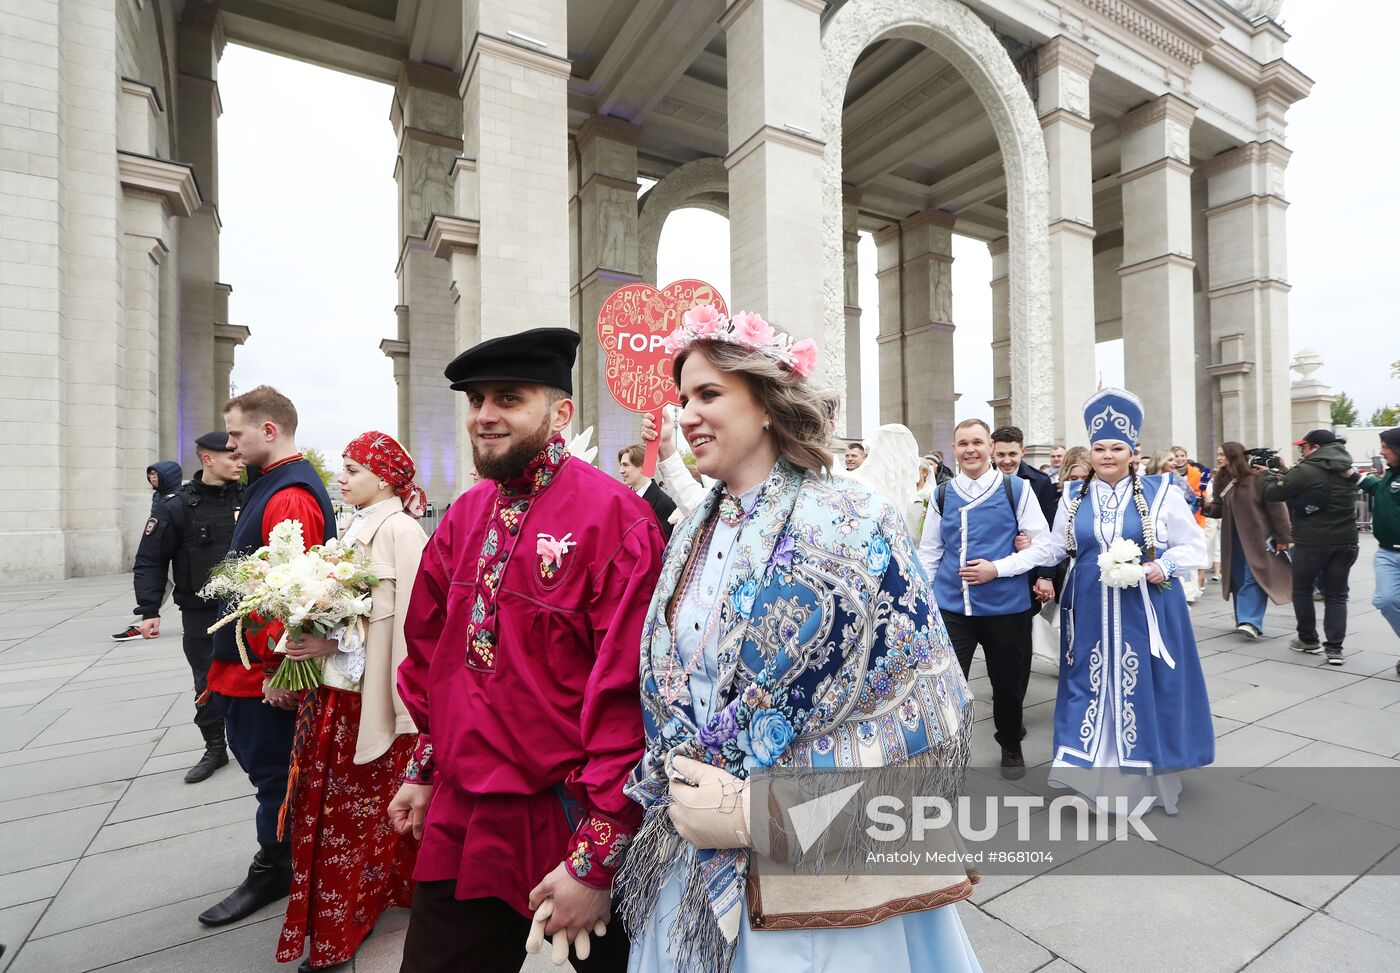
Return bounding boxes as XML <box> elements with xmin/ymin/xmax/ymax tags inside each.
<box><xmin>563</xmin><ymin>810</ymin><xmax>634</xmax><ymax>890</ymax></box>
<box><xmin>402</xmin><ymin>736</ymin><xmax>433</xmax><ymax>785</ymax></box>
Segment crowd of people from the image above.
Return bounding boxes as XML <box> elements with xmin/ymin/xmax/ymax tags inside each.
<box><xmin>116</xmin><ymin>312</ymin><xmax>1400</xmax><ymax>973</ymax></box>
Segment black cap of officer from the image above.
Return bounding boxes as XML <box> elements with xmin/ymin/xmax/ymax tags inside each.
<box><xmin>195</xmin><ymin>431</ymin><xmax>233</xmax><ymax>452</ymax></box>
<box><xmin>444</xmin><ymin>327</ymin><xmax>580</xmax><ymax>394</ymax></box>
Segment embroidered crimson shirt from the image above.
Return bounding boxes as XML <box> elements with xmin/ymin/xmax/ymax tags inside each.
<box><xmin>397</xmin><ymin>436</ymin><xmax>663</xmax><ymax>910</ymax></box>
<box><xmin>207</xmin><ymin>455</ymin><xmax>326</xmax><ymax>698</ymax></box>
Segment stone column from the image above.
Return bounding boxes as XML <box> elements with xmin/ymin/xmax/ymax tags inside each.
<box><xmin>988</xmin><ymin>237</ymin><xmax>1011</xmax><ymax>430</ymax></box>
<box><xmin>721</xmin><ymin>0</ymin><xmax>825</xmax><ymax>345</ymax></box>
<box><xmin>1117</xmin><ymin>94</ymin><xmax>1197</xmax><ymax>450</ymax></box>
<box><xmin>1037</xmin><ymin>38</ymin><xmax>1098</xmax><ymax>444</ymax></box>
<box><xmin>448</xmin><ymin>2</ymin><xmax>571</xmax><ymax>491</ymax></box>
<box><xmin>841</xmin><ymin>186</ymin><xmax>863</xmax><ymax>437</ymax></box>
<box><xmin>1202</xmin><ymin>141</ymin><xmax>1292</xmax><ymax>451</ymax></box>
<box><xmin>898</xmin><ymin>209</ymin><xmax>956</xmax><ymax>454</ymax></box>
<box><xmin>874</xmin><ymin>224</ymin><xmax>903</xmax><ymax>428</ymax></box>
<box><xmin>572</xmin><ymin>116</ymin><xmax>642</xmax><ymax>465</ymax></box>
<box><xmin>117</xmin><ymin>147</ymin><xmax>199</xmax><ymax>564</ymax></box>
<box><xmin>175</xmin><ymin>1</ymin><xmax>225</xmax><ymax>470</ymax></box>
<box><xmin>56</xmin><ymin>0</ymin><xmax>126</xmax><ymax>575</ymax></box>
<box><xmin>392</xmin><ymin>61</ymin><xmax>461</xmax><ymax>508</ymax></box>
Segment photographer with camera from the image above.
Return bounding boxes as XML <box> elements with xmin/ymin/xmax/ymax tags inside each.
<box><xmin>1261</xmin><ymin>429</ymin><xmax>1361</xmax><ymax>665</ymax></box>
<box><xmin>1209</xmin><ymin>443</ymin><xmax>1293</xmax><ymax>639</ymax></box>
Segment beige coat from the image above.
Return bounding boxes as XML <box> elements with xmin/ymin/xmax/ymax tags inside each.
<box><xmin>1213</xmin><ymin>470</ymin><xmax>1294</xmax><ymax>606</ymax></box>
<box><xmin>348</xmin><ymin>497</ymin><xmax>427</xmax><ymax>764</ymax></box>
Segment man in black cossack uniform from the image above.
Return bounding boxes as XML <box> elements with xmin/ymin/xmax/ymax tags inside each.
<box><xmin>132</xmin><ymin>432</ymin><xmax>244</xmax><ymax>783</ymax></box>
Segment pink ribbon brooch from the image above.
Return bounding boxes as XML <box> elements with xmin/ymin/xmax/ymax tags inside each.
<box><xmin>536</xmin><ymin>531</ymin><xmax>576</xmax><ymax>581</ymax></box>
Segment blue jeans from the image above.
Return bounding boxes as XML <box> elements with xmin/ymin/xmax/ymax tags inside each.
<box><xmin>1375</xmin><ymin>548</ymin><xmax>1400</xmax><ymax>640</ymax></box>
<box><xmin>1230</xmin><ymin>530</ymin><xmax>1268</xmax><ymax>631</ymax></box>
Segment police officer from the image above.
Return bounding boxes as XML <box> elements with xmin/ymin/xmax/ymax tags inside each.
<box><xmin>133</xmin><ymin>432</ymin><xmax>243</xmax><ymax>783</ymax></box>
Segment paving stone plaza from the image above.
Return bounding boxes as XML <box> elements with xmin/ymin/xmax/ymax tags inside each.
<box><xmin>2</xmin><ymin>541</ymin><xmax>1398</xmax><ymax>972</ymax></box>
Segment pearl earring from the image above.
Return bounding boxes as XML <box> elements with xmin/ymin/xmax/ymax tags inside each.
<box><xmin>378</xmin><ymin>480</ymin><xmax>388</xmax><ymax>490</ymax></box>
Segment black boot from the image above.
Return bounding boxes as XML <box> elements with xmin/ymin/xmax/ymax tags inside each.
<box><xmin>198</xmin><ymin>843</ymin><xmax>292</xmax><ymax>926</ymax></box>
<box><xmin>185</xmin><ymin>724</ymin><xmax>229</xmax><ymax>784</ymax></box>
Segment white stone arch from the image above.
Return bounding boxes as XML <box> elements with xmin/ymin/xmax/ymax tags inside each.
<box><xmin>820</xmin><ymin>0</ymin><xmax>1053</xmax><ymax>442</ymax></box>
<box><xmin>638</xmin><ymin>157</ymin><xmax>729</xmax><ymax>285</ymax></box>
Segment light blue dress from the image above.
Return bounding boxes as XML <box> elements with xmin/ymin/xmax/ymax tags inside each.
<box><xmin>628</xmin><ymin>485</ymin><xmax>982</xmax><ymax>973</ymax></box>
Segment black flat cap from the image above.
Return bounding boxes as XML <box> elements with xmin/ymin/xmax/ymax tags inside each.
<box><xmin>444</xmin><ymin>327</ymin><xmax>580</xmax><ymax>394</ymax></box>
<box><xmin>195</xmin><ymin>431</ymin><xmax>233</xmax><ymax>452</ymax></box>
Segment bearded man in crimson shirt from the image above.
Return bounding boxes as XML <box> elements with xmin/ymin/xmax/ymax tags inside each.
<box><xmin>197</xmin><ymin>385</ymin><xmax>336</xmax><ymax>928</ymax></box>
<box><xmin>390</xmin><ymin>328</ymin><xmax>664</xmax><ymax>973</ymax></box>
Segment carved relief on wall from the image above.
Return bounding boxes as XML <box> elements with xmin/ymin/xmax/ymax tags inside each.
<box><xmin>931</xmin><ymin>262</ymin><xmax>953</xmax><ymax>323</ymax></box>
<box><xmin>405</xmin><ymin>149</ymin><xmax>454</xmax><ymax>236</ymax></box>
<box><xmin>410</xmin><ymin>92</ymin><xmax>462</xmax><ymax>138</ymax></box>
<box><xmin>1062</xmin><ymin>71</ymin><xmax>1090</xmax><ymax>117</ymax></box>
<box><xmin>1266</xmin><ymin>163</ymin><xmax>1285</xmax><ymax>198</ymax></box>
<box><xmin>1166</xmin><ymin>120</ymin><xmax>1190</xmax><ymax>164</ymax></box>
<box><xmin>597</xmin><ymin>196</ymin><xmax>631</xmax><ymax>270</ymax></box>
<box><xmin>843</xmin><ymin>236</ymin><xmax>859</xmax><ymax>306</ymax></box>
<box><xmin>1228</xmin><ymin>1</ymin><xmax>1283</xmax><ymax>21</ymax></box>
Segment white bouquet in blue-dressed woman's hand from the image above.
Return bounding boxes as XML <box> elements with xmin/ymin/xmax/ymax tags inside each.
<box><xmin>1097</xmin><ymin>538</ymin><xmax>1147</xmax><ymax>589</ymax></box>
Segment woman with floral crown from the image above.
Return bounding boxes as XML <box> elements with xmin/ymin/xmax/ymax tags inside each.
<box><xmin>1038</xmin><ymin>390</ymin><xmax>1214</xmax><ymax>814</ymax></box>
<box><xmin>273</xmin><ymin>431</ymin><xmax>428</xmax><ymax>971</ymax></box>
<box><xmin>616</xmin><ymin>307</ymin><xmax>981</xmax><ymax>973</ymax></box>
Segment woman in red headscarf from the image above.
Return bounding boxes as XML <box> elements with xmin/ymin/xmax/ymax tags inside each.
<box><xmin>275</xmin><ymin>431</ymin><xmax>428</xmax><ymax>972</ymax></box>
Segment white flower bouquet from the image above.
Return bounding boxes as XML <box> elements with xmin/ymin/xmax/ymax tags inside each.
<box><xmin>1096</xmin><ymin>538</ymin><xmax>1147</xmax><ymax>589</ymax></box>
<box><xmin>1096</xmin><ymin>538</ymin><xmax>1172</xmax><ymax>591</ymax></box>
<box><xmin>199</xmin><ymin>519</ymin><xmax>379</xmax><ymax>691</ymax></box>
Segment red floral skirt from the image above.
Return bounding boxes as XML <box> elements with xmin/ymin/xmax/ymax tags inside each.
<box><xmin>276</xmin><ymin>687</ymin><xmax>417</xmax><ymax>966</ymax></box>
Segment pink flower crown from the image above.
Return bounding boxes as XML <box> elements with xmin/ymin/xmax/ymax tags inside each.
<box><xmin>662</xmin><ymin>304</ymin><xmax>819</xmax><ymax>378</ymax></box>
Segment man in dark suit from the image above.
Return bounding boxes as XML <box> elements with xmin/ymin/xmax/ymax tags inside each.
<box><xmin>619</xmin><ymin>443</ymin><xmax>676</xmax><ymax>541</ymax></box>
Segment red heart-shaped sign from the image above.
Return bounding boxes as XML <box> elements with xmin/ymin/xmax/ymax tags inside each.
<box><xmin>596</xmin><ymin>279</ymin><xmax>727</xmax><ymax>414</ymax></box>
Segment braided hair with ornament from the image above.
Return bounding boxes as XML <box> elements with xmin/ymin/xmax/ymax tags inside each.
<box><xmin>1064</xmin><ymin>464</ymin><xmax>1158</xmax><ymax>561</ymax></box>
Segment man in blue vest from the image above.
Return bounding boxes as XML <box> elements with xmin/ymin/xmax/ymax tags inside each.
<box><xmin>918</xmin><ymin>418</ymin><xmax>1055</xmax><ymax>779</ymax></box>
<box><xmin>197</xmin><ymin>385</ymin><xmax>336</xmax><ymax>927</ymax></box>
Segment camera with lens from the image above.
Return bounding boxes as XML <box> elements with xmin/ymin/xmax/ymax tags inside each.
<box><xmin>1246</xmin><ymin>447</ymin><xmax>1281</xmax><ymax>471</ymax></box>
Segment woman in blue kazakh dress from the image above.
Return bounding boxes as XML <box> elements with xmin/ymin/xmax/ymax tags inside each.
<box><xmin>616</xmin><ymin>307</ymin><xmax>982</xmax><ymax>973</ymax></box>
<box><xmin>1040</xmin><ymin>389</ymin><xmax>1214</xmax><ymax>814</ymax></box>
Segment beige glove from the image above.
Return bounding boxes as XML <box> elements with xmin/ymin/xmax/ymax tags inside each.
<box><xmin>526</xmin><ymin>899</ymin><xmax>608</xmax><ymax>966</ymax></box>
<box><xmin>666</xmin><ymin>755</ymin><xmax>752</xmax><ymax>849</ymax></box>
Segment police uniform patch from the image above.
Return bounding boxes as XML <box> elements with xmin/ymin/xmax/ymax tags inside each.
<box><xmin>144</xmin><ymin>516</ymin><xmax>158</xmax><ymax>536</ymax></box>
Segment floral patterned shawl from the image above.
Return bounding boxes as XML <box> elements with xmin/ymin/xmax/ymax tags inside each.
<box><xmin>616</xmin><ymin>461</ymin><xmax>973</xmax><ymax>971</ymax></box>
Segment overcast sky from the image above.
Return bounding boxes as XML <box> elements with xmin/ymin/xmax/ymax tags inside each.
<box><xmin>221</xmin><ymin>8</ymin><xmax>1397</xmax><ymax>462</ymax></box>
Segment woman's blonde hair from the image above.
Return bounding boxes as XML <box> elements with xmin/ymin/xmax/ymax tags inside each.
<box><xmin>1058</xmin><ymin>446</ymin><xmax>1090</xmax><ymax>484</ymax></box>
<box><xmin>673</xmin><ymin>338</ymin><xmax>837</xmax><ymax>475</ymax></box>
<box><xmin>1144</xmin><ymin>449</ymin><xmax>1173</xmax><ymax>475</ymax></box>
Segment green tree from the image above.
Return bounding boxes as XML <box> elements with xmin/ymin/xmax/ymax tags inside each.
<box><xmin>1331</xmin><ymin>391</ymin><xmax>1359</xmax><ymax>427</ymax></box>
<box><xmin>1370</xmin><ymin>404</ymin><xmax>1400</xmax><ymax>427</ymax></box>
<box><xmin>303</xmin><ymin>447</ymin><xmax>334</xmax><ymax>488</ymax></box>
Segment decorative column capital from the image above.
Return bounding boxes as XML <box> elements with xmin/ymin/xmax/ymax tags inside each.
<box><xmin>576</xmin><ymin>114</ymin><xmax>640</xmax><ymax>151</ymax></box>
<box><xmin>118</xmin><ymin>151</ymin><xmax>201</xmax><ymax>218</ymax></box>
<box><xmin>379</xmin><ymin>337</ymin><xmax>411</xmax><ymax>361</ymax></box>
<box><xmin>1117</xmin><ymin>93</ymin><xmax>1197</xmax><ymax>137</ymax></box>
<box><xmin>1036</xmin><ymin>36</ymin><xmax>1098</xmax><ymax>78</ymax></box>
<box><xmin>213</xmin><ymin>323</ymin><xmax>250</xmax><ymax>348</ymax></box>
<box><xmin>425</xmin><ymin>214</ymin><xmax>481</xmax><ymax>260</ymax></box>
